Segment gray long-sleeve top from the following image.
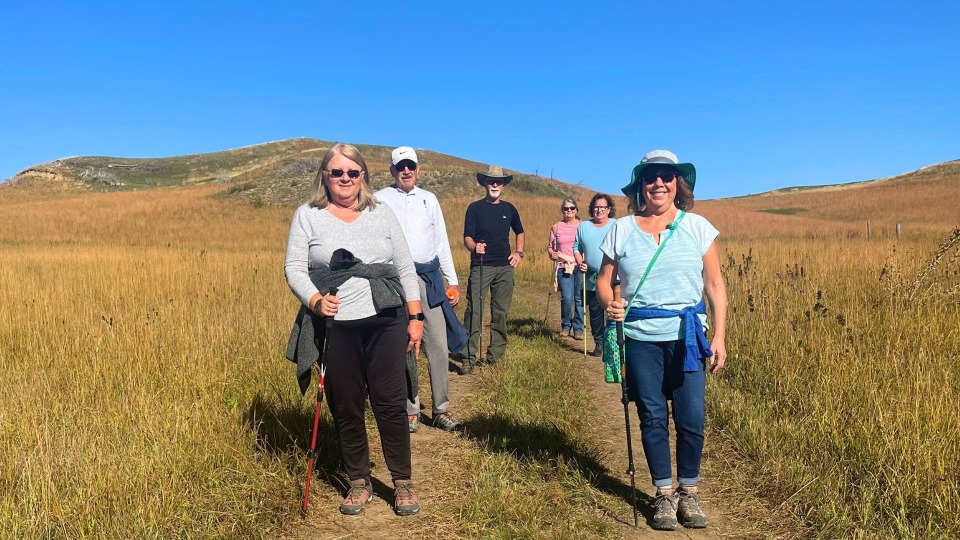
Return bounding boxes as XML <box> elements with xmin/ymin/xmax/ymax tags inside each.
<box><xmin>284</xmin><ymin>203</ymin><xmax>420</xmax><ymax>320</ymax></box>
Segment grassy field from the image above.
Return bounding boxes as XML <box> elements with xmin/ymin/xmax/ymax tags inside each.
<box><xmin>711</xmin><ymin>233</ymin><xmax>959</xmax><ymax>538</ymax></box>
<box><xmin>1</xmin><ymin>182</ymin><xmax>957</xmax><ymax>538</ymax></box>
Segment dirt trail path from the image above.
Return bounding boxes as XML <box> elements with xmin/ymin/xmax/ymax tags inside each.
<box><xmin>282</xmin><ymin>336</ymin><xmax>804</xmax><ymax>539</ymax></box>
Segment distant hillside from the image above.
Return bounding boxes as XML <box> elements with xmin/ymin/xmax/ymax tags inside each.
<box><xmin>5</xmin><ymin>138</ymin><xmax>593</xmax><ymax>205</ymax></box>
<box><xmin>696</xmin><ymin>160</ymin><xmax>960</xmax><ymax>238</ymax></box>
<box><xmin>7</xmin><ymin>140</ymin><xmax>956</xmax><ymax>239</ymax></box>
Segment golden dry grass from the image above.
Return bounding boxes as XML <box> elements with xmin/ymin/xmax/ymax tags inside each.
<box><xmin>1</xmin><ymin>179</ymin><xmax>957</xmax><ymax>538</ymax></box>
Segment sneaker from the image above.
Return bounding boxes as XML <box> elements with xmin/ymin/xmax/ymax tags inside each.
<box><xmin>432</xmin><ymin>412</ymin><xmax>464</xmax><ymax>432</ymax></box>
<box><xmin>651</xmin><ymin>490</ymin><xmax>678</xmax><ymax>531</ymax></box>
<box><xmin>339</xmin><ymin>478</ymin><xmax>372</xmax><ymax>515</ymax></box>
<box><xmin>572</xmin><ymin>330</ymin><xmax>584</xmax><ymax>340</ymax></box>
<box><xmin>589</xmin><ymin>344</ymin><xmax>602</xmax><ymax>357</ymax></box>
<box><xmin>560</xmin><ymin>328</ymin><xmax>572</xmax><ymax>339</ymax></box>
<box><xmin>677</xmin><ymin>485</ymin><xmax>708</xmax><ymax>528</ymax></box>
<box><xmin>408</xmin><ymin>414</ymin><xmax>421</xmax><ymax>433</ymax></box>
<box><xmin>393</xmin><ymin>480</ymin><xmax>420</xmax><ymax>516</ymax></box>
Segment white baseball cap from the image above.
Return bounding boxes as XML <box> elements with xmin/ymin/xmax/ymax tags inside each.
<box><xmin>391</xmin><ymin>146</ymin><xmax>419</xmax><ymax>166</ymax></box>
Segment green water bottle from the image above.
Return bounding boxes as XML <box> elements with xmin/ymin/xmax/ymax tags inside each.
<box><xmin>602</xmin><ymin>320</ymin><xmax>621</xmax><ymax>384</ymax></box>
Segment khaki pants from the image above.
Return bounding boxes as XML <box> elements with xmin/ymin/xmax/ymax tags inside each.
<box><xmin>462</xmin><ymin>265</ymin><xmax>515</xmax><ymax>364</ymax></box>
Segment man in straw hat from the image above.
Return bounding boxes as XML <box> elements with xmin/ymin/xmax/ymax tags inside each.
<box><xmin>460</xmin><ymin>165</ymin><xmax>525</xmax><ymax>374</ymax></box>
<box><xmin>376</xmin><ymin>146</ymin><xmax>467</xmax><ymax>433</ymax></box>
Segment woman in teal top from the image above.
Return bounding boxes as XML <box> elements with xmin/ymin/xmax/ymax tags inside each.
<box><xmin>597</xmin><ymin>150</ymin><xmax>727</xmax><ymax>532</ymax></box>
<box><xmin>573</xmin><ymin>193</ymin><xmax>616</xmax><ymax>356</ymax></box>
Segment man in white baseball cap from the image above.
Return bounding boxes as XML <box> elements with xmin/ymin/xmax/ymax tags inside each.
<box><xmin>375</xmin><ymin>146</ymin><xmax>466</xmax><ymax>433</ymax></box>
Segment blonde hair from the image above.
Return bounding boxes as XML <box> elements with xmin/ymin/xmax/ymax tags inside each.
<box><xmin>308</xmin><ymin>143</ymin><xmax>378</xmax><ymax>211</ymax></box>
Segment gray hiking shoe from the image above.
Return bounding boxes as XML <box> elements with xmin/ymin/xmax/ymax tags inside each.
<box><xmin>651</xmin><ymin>490</ymin><xmax>678</xmax><ymax>531</ymax></box>
<box><xmin>408</xmin><ymin>414</ymin><xmax>421</xmax><ymax>433</ymax></box>
<box><xmin>432</xmin><ymin>412</ymin><xmax>464</xmax><ymax>432</ymax></box>
<box><xmin>460</xmin><ymin>360</ymin><xmax>475</xmax><ymax>375</ymax></box>
<box><xmin>677</xmin><ymin>485</ymin><xmax>708</xmax><ymax>528</ymax></box>
<box><xmin>339</xmin><ymin>478</ymin><xmax>372</xmax><ymax>515</ymax></box>
<box><xmin>394</xmin><ymin>480</ymin><xmax>420</xmax><ymax>516</ymax></box>
<box><xmin>589</xmin><ymin>344</ymin><xmax>602</xmax><ymax>357</ymax></box>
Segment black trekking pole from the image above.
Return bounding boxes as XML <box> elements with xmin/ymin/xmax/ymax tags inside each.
<box><xmin>477</xmin><ymin>248</ymin><xmax>485</xmax><ymax>366</ymax></box>
<box><xmin>302</xmin><ymin>287</ymin><xmax>337</xmax><ymax>516</ymax></box>
<box><xmin>617</xmin><ymin>317</ymin><xmax>639</xmax><ymax>527</ymax></box>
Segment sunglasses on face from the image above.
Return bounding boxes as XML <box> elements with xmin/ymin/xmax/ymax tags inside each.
<box><xmin>394</xmin><ymin>160</ymin><xmax>417</xmax><ymax>171</ymax></box>
<box><xmin>642</xmin><ymin>170</ymin><xmax>677</xmax><ymax>184</ymax></box>
<box><xmin>486</xmin><ymin>179</ymin><xmax>504</xmax><ymax>186</ymax></box>
<box><xmin>562</xmin><ymin>206</ymin><xmax>577</xmax><ymax>211</ymax></box>
<box><xmin>327</xmin><ymin>168</ymin><xmax>363</xmax><ymax>179</ymax></box>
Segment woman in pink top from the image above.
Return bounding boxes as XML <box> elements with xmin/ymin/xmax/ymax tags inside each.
<box><xmin>546</xmin><ymin>198</ymin><xmax>584</xmax><ymax>339</ymax></box>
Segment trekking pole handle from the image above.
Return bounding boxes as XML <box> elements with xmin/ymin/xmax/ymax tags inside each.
<box><xmin>324</xmin><ymin>287</ymin><xmax>338</xmax><ymax>327</ymax></box>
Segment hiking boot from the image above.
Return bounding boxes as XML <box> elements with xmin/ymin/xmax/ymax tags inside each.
<box><xmin>572</xmin><ymin>330</ymin><xmax>584</xmax><ymax>340</ymax></box>
<box><xmin>460</xmin><ymin>361</ymin><xmax>474</xmax><ymax>375</ymax></box>
<box><xmin>677</xmin><ymin>485</ymin><xmax>708</xmax><ymax>528</ymax></box>
<box><xmin>589</xmin><ymin>344</ymin><xmax>603</xmax><ymax>357</ymax></box>
<box><xmin>393</xmin><ymin>480</ymin><xmax>420</xmax><ymax>516</ymax></box>
<box><xmin>408</xmin><ymin>414</ymin><xmax>421</xmax><ymax>433</ymax></box>
<box><xmin>651</xmin><ymin>489</ymin><xmax>678</xmax><ymax>531</ymax></box>
<box><xmin>432</xmin><ymin>412</ymin><xmax>464</xmax><ymax>432</ymax></box>
<box><xmin>339</xmin><ymin>478</ymin><xmax>372</xmax><ymax>515</ymax></box>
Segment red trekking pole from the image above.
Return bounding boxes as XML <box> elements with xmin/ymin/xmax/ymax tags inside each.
<box><xmin>301</xmin><ymin>287</ymin><xmax>337</xmax><ymax>516</ymax></box>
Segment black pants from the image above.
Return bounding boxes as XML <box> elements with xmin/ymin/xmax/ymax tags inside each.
<box><xmin>324</xmin><ymin>307</ymin><xmax>411</xmax><ymax>483</ymax></box>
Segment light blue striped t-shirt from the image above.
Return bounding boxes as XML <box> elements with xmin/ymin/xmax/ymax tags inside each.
<box><xmin>599</xmin><ymin>212</ymin><xmax>718</xmax><ymax>342</ymax></box>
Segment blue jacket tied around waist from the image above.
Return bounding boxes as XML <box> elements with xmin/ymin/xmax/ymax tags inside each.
<box><xmin>414</xmin><ymin>258</ymin><xmax>468</xmax><ymax>357</ymax></box>
<box><xmin>625</xmin><ymin>299</ymin><xmax>713</xmax><ymax>372</ymax></box>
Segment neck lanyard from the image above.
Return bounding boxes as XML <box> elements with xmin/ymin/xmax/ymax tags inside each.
<box><xmin>626</xmin><ymin>211</ymin><xmax>686</xmax><ymax>308</ymax></box>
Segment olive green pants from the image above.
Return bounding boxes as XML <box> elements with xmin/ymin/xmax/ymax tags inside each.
<box><xmin>462</xmin><ymin>264</ymin><xmax>514</xmax><ymax>364</ymax></box>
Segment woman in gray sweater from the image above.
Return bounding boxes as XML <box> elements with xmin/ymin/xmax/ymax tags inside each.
<box><xmin>284</xmin><ymin>143</ymin><xmax>424</xmax><ymax>516</ymax></box>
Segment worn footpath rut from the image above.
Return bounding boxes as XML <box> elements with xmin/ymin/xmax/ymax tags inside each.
<box><xmin>282</xmin><ymin>332</ymin><xmax>805</xmax><ymax>539</ymax></box>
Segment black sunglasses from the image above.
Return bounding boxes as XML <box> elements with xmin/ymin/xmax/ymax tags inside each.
<box><xmin>327</xmin><ymin>168</ymin><xmax>362</xmax><ymax>179</ymax></box>
<box><xmin>641</xmin><ymin>170</ymin><xmax>677</xmax><ymax>184</ymax></box>
<box><xmin>562</xmin><ymin>206</ymin><xmax>577</xmax><ymax>211</ymax></box>
<box><xmin>394</xmin><ymin>160</ymin><xmax>417</xmax><ymax>171</ymax></box>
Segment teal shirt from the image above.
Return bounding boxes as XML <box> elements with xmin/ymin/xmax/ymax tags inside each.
<box><xmin>599</xmin><ymin>213</ymin><xmax>718</xmax><ymax>341</ymax></box>
<box><xmin>573</xmin><ymin>219</ymin><xmax>615</xmax><ymax>291</ymax></box>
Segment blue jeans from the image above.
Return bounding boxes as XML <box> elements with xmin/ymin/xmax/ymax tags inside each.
<box><xmin>625</xmin><ymin>339</ymin><xmax>705</xmax><ymax>487</ymax></box>
<box><xmin>585</xmin><ymin>290</ymin><xmax>604</xmax><ymax>346</ymax></box>
<box><xmin>556</xmin><ymin>268</ymin><xmax>584</xmax><ymax>333</ymax></box>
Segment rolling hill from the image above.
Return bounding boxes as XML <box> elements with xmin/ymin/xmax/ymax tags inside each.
<box><xmin>696</xmin><ymin>159</ymin><xmax>959</xmax><ymax>238</ymax></box>
<box><xmin>5</xmin><ymin>138</ymin><xmax>957</xmax><ymax>239</ymax></box>
<box><xmin>4</xmin><ymin>138</ymin><xmax>593</xmax><ymax>205</ymax></box>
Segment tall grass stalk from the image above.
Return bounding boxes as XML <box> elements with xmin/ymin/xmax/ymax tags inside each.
<box><xmin>710</xmin><ymin>235</ymin><xmax>960</xmax><ymax>538</ymax></box>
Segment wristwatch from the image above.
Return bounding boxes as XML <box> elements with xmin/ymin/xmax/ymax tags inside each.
<box><xmin>408</xmin><ymin>313</ymin><xmax>425</xmax><ymax>321</ymax></box>
<box><xmin>517</xmin><ymin>250</ymin><xmax>525</xmax><ymax>258</ymax></box>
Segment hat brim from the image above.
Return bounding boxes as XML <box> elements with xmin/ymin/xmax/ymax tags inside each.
<box><xmin>621</xmin><ymin>162</ymin><xmax>697</xmax><ymax>194</ymax></box>
<box><xmin>477</xmin><ymin>173</ymin><xmax>513</xmax><ymax>186</ymax></box>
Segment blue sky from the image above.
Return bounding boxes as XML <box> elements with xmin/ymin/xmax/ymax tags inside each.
<box><xmin>1</xmin><ymin>1</ymin><xmax>957</xmax><ymax>199</ymax></box>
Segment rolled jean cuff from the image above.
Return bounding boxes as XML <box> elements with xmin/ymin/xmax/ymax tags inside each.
<box><xmin>653</xmin><ymin>477</ymin><xmax>674</xmax><ymax>488</ymax></box>
<box><xmin>678</xmin><ymin>476</ymin><xmax>700</xmax><ymax>486</ymax></box>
